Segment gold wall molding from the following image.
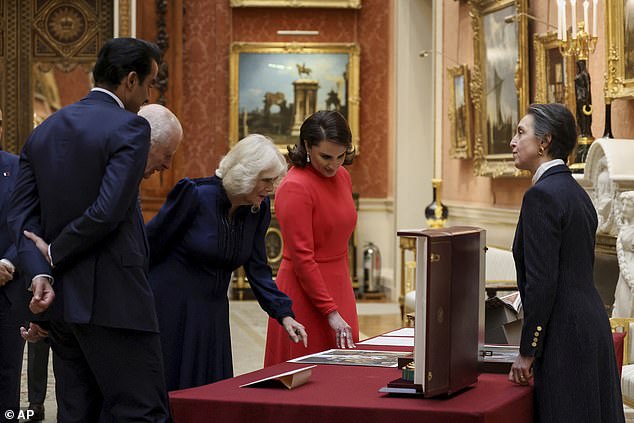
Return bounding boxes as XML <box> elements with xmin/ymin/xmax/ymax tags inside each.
<box><xmin>469</xmin><ymin>0</ymin><xmax>529</xmax><ymax>177</ymax></box>
<box><xmin>534</xmin><ymin>31</ymin><xmax>576</xmax><ymax>114</ymax></box>
<box><xmin>230</xmin><ymin>0</ymin><xmax>361</xmax><ymax>8</ymax></box>
<box><xmin>116</xmin><ymin>0</ymin><xmax>133</xmax><ymax>37</ymax></box>
<box><xmin>604</xmin><ymin>0</ymin><xmax>634</xmax><ymax>99</ymax></box>
<box><xmin>447</xmin><ymin>64</ymin><xmax>472</xmax><ymax>159</ymax></box>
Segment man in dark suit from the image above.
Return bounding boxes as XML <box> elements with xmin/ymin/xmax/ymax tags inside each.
<box><xmin>8</xmin><ymin>38</ymin><xmax>170</xmax><ymax>422</ymax></box>
<box><xmin>0</xmin><ymin>108</ymin><xmax>29</xmax><ymax>422</ymax></box>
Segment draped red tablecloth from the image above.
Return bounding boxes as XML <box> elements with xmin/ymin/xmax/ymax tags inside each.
<box><xmin>169</xmin><ymin>342</ymin><xmax>533</xmax><ymax>423</ymax></box>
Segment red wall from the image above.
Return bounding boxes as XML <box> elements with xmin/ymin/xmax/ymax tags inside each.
<box><xmin>180</xmin><ymin>0</ymin><xmax>392</xmax><ymax>197</ymax></box>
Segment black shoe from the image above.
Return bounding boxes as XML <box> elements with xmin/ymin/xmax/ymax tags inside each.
<box><xmin>28</xmin><ymin>404</ymin><xmax>44</xmax><ymax>421</ymax></box>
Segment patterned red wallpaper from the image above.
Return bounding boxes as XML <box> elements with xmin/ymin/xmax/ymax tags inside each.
<box><xmin>181</xmin><ymin>0</ymin><xmax>391</xmax><ymax>198</ymax></box>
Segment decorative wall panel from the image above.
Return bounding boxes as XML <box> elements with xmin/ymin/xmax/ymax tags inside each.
<box><xmin>1</xmin><ymin>0</ymin><xmax>113</xmax><ymax>154</ymax></box>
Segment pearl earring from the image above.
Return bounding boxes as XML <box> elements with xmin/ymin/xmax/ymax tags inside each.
<box><xmin>306</xmin><ymin>152</ymin><xmax>311</xmax><ymax>163</ymax></box>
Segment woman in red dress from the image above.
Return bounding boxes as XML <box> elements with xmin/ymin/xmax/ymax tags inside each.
<box><xmin>265</xmin><ymin>111</ymin><xmax>358</xmax><ymax>365</ymax></box>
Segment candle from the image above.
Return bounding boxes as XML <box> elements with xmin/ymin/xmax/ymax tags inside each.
<box><xmin>571</xmin><ymin>0</ymin><xmax>577</xmax><ymax>38</ymax></box>
<box><xmin>584</xmin><ymin>0</ymin><xmax>589</xmax><ymax>33</ymax></box>
<box><xmin>557</xmin><ymin>0</ymin><xmax>562</xmax><ymax>39</ymax></box>
<box><xmin>593</xmin><ymin>0</ymin><xmax>598</xmax><ymax>36</ymax></box>
<box><xmin>563</xmin><ymin>0</ymin><xmax>568</xmax><ymax>40</ymax></box>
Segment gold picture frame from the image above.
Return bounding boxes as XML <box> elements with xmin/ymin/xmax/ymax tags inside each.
<box><xmin>605</xmin><ymin>0</ymin><xmax>634</xmax><ymax>99</ymax></box>
<box><xmin>448</xmin><ymin>64</ymin><xmax>472</xmax><ymax>159</ymax></box>
<box><xmin>230</xmin><ymin>0</ymin><xmax>361</xmax><ymax>7</ymax></box>
<box><xmin>533</xmin><ymin>31</ymin><xmax>576</xmax><ymax>113</ymax></box>
<box><xmin>469</xmin><ymin>0</ymin><xmax>529</xmax><ymax>177</ymax></box>
<box><xmin>229</xmin><ymin>42</ymin><xmax>360</xmax><ymax>153</ymax></box>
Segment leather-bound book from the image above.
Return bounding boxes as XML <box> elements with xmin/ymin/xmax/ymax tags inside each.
<box><xmin>396</xmin><ymin>226</ymin><xmax>485</xmax><ymax>397</ymax></box>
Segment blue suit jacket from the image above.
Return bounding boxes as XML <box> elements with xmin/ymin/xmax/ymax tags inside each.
<box><xmin>8</xmin><ymin>91</ymin><xmax>158</xmax><ymax>332</ymax></box>
<box><xmin>0</xmin><ymin>150</ymin><xmax>27</xmax><ymax>311</ymax></box>
<box><xmin>513</xmin><ymin>164</ymin><xmax>604</xmax><ymax>357</ymax></box>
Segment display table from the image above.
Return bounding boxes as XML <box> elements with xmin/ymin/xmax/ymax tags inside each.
<box><xmin>169</xmin><ymin>343</ymin><xmax>533</xmax><ymax>423</ymax></box>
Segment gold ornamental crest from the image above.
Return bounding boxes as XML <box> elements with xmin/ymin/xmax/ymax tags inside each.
<box><xmin>46</xmin><ymin>5</ymin><xmax>87</xmax><ymax>45</ymax></box>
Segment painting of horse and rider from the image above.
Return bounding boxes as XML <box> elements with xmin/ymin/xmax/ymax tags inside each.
<box><xmin>236</xmin><ymin>49</ymin><xmax>351</xmax><ymax>148</ymax></box>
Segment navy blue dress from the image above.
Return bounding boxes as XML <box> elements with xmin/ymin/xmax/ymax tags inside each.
<box><xmin>147</xmin><ymin>177</ymin><xmax>294</xmax><ymax>391</ymax></box>
<box><xmin>513</xmin><ymin>165</ymin><xmax>624</xmax><ymax>422</ymax></box>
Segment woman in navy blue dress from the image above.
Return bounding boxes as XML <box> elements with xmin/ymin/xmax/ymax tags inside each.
<box><xmin>147</xmin><ymin>134</ymin><xmax>307</xmax><ymax>391</ymax></box>
<box><xmin>509</xmin><ymin>104</ymin><xmax>624</xmax><ymax>422</ymax></box>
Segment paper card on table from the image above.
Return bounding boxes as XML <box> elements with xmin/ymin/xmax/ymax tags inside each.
<box><xmin>358</xmin><ymin>336</ymin><xmax>415</xmax><ymax>347</ymax></box>
<box><xmin>239</xmin><ymin>365</ymin><xmax>316</xmax><ymax>390</ymax></box>
<box><xmin>383</xmin><ymin>328</ymin><xmax>414</xmax><ymax>337</ymax></box>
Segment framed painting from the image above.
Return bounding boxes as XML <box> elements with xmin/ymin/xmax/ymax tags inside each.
<box><xmin>229</xmin><ymin>42</ymin><xmax>360</xmax><ymax>152</ymax></box>
<box><xmin>448</xmin><ymin>64</ymin><xmax>472</xmax><ymax>159</ymax></box>
<box><xmin>469</xmin><ymin>0</ymin><xmax>529</xmax><ymax>177</ymax></box>
<box><xmin>605</xmin><ymin>0</ymin><xmax>634</xmax><ymax>99</ymax></box>
<box><xmin>533</xmin><ymin>31</ymin><xmax>575</xmax><ymax>113</ymax></box>
<box><xmin>230</xmin><ymin>0</ymin><xmax>361</xmax><ymax>7</ymax></box>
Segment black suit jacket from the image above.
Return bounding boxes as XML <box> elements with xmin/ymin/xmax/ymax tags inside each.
<box><xmin>0</xmin><ymin>150</ymin><xmax>27</xmax><ymax>312</ymax></box>
<box><xmin>8</xmin><ymin>91</ymin><xmax>158</xmax><ymax>332</ymax></box>
<box><xmin>512</xmin><ymin>164</ymin><xmax>602</xmax><ymax>357</ymax></box>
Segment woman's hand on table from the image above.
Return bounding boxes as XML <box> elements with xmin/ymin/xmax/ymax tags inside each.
<box><xmin>327</xmin><ymin>310</ymin><xmax>356</xmax><ymax>349</ymax></box>
<box><xmin>281</xmin><ymin>316</ymin><xmax>308</xmax><ymax>347</ymax></box>
<box><xmin>509</xmin><ymin>354</ymin><xmax>534</xmax><ymax>385</ymax></box>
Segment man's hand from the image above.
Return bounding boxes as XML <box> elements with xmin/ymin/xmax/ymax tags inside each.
<box><xmin>0</xmin><ymin>262</ymin><xmax>13</xmax><ymax>286</ymax></box>
<box><xmin>281</xmin><ymin>316</ymin><xmax>308</xmax><ymax>348</ymax></box>
<box><xmin>20</xmin><ymin>322</ymin><xmax>49</xmax><ymax>343</ymax></box>
<box><xmin>30</xmin><ymin>276</ymin><xmax>55</xmax><ymax>314</ymax></box>
<box><xmin>24</xmin><ymin>230</ymin><xmax>52</xmax><ymax>266</ymax></box>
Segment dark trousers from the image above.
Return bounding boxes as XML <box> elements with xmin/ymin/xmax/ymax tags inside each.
<box><xmin>27</xmin><ymin>339</ymin><xmax>50</xmax><ymax>405</ymax></box>
<box><xmin>49</xmin><ymin>321</ymin><xmax>171</xmax><ymax>423</ymax></box>
<box><xmin>0</xmin><ymin>294</ymin><xmax>26</xmax><ymax>423</ymax></box>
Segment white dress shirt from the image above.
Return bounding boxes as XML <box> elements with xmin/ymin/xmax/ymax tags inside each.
<box><xmin>532</xmin><ymin>159</ymin><xmax>565</xmax><ymax>185</ymax></box>
<box><xmin>91</xmin><ymin>87</ymin><xmax>124</xmax><ymax>109</ymax></box>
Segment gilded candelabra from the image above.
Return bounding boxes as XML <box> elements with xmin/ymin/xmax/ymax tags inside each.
<box><xmin>558</xmin><ymin>21</ymin><xmax>597</xmax><ymax>60</ymax></box>
<box><xmin>559</xmin><ymin>21</ymin><xmax>598</xmax><ymax>172</ymax></box>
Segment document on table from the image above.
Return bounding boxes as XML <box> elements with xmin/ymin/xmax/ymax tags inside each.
<box><xmin>358</xmin><ymin>336</ymin><xmax>414</xmax><ymax>347</ymax></box>
<box><xmin>382</xmin><ymin>328</ymin><xmax>414</xmax><ymax>337</ymax></box>
<box><xmin>289</xmin><ymin>349</ymin><xmax>410</xmax><ymax>367</ymax></box>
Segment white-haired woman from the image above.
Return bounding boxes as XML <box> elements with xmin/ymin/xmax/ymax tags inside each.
<box><xmin>147</xmin><ymin>134</ymin><xmax>307</xmax><ymax>391</ymax></box>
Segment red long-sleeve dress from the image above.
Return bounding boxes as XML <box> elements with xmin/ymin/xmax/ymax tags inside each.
<box><xmin>264</xmin><ymin>164</ymin><xmax>359</xmax><ymax>365</ymax></box>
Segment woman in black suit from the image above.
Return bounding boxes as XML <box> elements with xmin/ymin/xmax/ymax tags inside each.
<box><xmin>509</xmin><ymin>103</ymin><xmax>624</xmax><ymax>422</ymax></box>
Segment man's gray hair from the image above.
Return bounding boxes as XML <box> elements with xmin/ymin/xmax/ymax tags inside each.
<box><xmin>138</xmin><ymin>104</ymin><xmax>183</xmax><ymax>146</ymax></box>
<box><xmin>216</xmin><ymin>134</ymin><xmax>287</xmax><ymax>197</ymax></box>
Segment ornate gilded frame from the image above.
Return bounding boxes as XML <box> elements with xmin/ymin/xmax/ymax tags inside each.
<box><xmin>230</xmin><ymin>0</ymin><xmax>361</xmax><ymax>8</ymax></box>
<box><xmin>0</xmin><ymin>0</ymin><xmax>134</xmax><ymax>154</ymax></box>
<box><xmin>448</xmin><ymin>64</ymin><xmax>472</xmax><ymax>159</ymax></box>
<box><xmin>534</xmin><ymin>31</ymin><xmax>576</xmax><ymax>113</ymax></box>
<box><xmin>229</xmin><ymin>42</ymin><xmax>360</xmax><ymax>153</ymax></box>
<box><xmin>469</xmin><ymin>0</ymin><xmax>529</xmax><ymax>177</ymax></box>
<box><xmin>605</xmin><ymin>0</ymin><xmax>634</xmax><ymax>99</ymax></box>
